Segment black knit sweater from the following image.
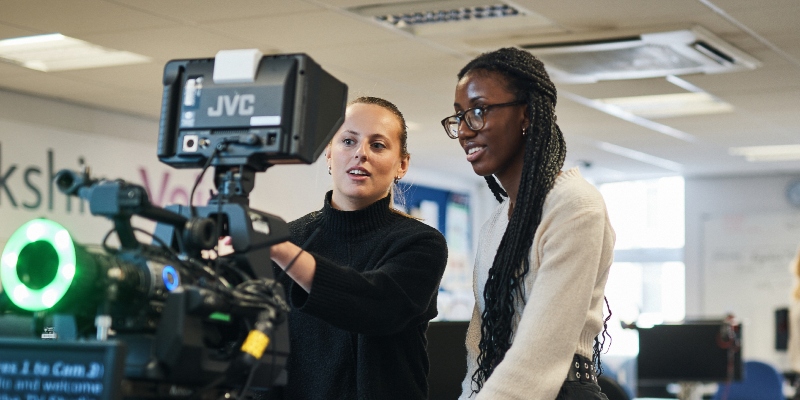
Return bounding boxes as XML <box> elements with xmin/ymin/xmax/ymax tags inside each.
<box><xmin>281</xmin><ymin>192</ymin><xmax>448</xmax><ymax>400</ymax></box>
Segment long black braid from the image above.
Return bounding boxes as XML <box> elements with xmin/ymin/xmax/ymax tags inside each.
<box><xmin>458</xmin><ymin>48</ymin><xmax>610</xmax><ymax>394</ymax></box>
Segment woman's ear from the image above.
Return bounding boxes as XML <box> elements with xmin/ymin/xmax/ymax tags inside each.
<box><xmin>397</xmin><ymin>154</ymin><xmax>410</xmax><ymax>180</ymax></box>
<box><xmin>325</xmin><ymin>143</ymin><xmax>332</xmax><ymax>163</ymax></box>
<box><xmin>521</xmin><ymin>112</ymin><xmax>530</xmax><ymax>134</ymax></box>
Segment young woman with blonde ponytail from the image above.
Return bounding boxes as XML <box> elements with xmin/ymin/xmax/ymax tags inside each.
<box><xmin>270</xmin><ymin>96</ymin><xmax>448</xmax><ymax>399</ymax></box>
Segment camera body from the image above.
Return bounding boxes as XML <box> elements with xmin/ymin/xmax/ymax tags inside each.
<box><xmin>0</xmin><ymin>50</ymin><xmax>348</xmax><ymax>397</ymax></box>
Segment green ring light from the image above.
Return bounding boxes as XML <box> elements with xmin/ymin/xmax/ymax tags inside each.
<box><xmin>1</xmin><ymin>219</ymin><xmax>76</xmax><ymax>311</ymax></box>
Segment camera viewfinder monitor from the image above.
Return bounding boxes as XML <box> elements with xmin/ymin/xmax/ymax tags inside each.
<box><xmin>637</xmin><ymin>321</ymin><xmax>743</xmax><ymax>385</ymax></box>
<box><xmin>157</xmin><ymin>50</ymin><xmax>348</xmax><ymax>172</ymax></box>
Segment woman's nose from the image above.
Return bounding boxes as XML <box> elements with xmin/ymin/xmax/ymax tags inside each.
<box><xmin>354</xmin><ymin>143</ymin><xmax>368</xmax><ymax>160</ymax></box>
<box><xmin>458</xmin><ymin>119</ymin><xmax>476</xmax><ymax>140</ymax></box>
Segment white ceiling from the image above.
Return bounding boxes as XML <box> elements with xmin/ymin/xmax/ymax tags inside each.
<box><xmin>1</xmin><ymin>0</ymin><xmax>798</xmax><ymax>184</ymax></box>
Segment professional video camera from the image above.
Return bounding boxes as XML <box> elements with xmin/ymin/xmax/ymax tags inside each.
<box><xmin>0</xmin><ymin>49</ymin><xmax>347</xmax><ymax>399</ymax></box>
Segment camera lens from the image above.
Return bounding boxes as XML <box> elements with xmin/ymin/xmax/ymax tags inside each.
<box><xmin>17</xmin><ymin>241</ymin><xmax>59</xmax><ymax>290</ymax></box>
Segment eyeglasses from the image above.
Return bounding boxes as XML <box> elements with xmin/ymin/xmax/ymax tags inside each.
<box><xmin>440</xmin><ymin>100</ymin><xmax>525</xmax><ymax>139</ymax></box>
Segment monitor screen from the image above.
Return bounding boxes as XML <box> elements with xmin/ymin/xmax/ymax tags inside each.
<box><xmin>0</xmin><ymin>338</ymin><xmax>126</xmax><ymax>400</ymax></box>
<box><xmin>637</xmin><ymin>321</ymin><xmax>742</xmax><ymax>384</ymax></box>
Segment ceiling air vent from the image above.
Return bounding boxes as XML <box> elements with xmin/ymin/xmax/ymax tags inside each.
<box><xmin>521</xmin><ymin>26</ymin><xmax>761</xmax><ymax>83</ymax></box>
<box><xmin>348</xmin><ymin>0</ymin><xmax>552</xmax><ymax>36</ymax></box>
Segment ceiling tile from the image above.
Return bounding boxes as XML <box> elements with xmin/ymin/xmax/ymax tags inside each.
<box><xmin>514</xmin><ymin>0</ymin><xmax>709</xmax><ymax>31</ymax></box>
<box><xmin>109</xmin><ymin>0</ymin><xmax>321</xmax><ymax>22</ymax></box>
<box><xmin>0</xmin><ymin>23</ymin><xmax>38</xmax><ymax>40</ymax></box>
<box><xmin>81</xmin><ymin>26</ymin><xmax>263</xmax><ymax>62</ymax></box>
<box><xmin>203</xmin><ymin>10</ymin><xmax>401</xmax><ymax>51</ymax></box>
<box><xmin>0</xmin><ymin>0</ymin><xmax>175</xmax><ymax>35</ymax></box>
<box><xmin>0</xmin><ymin>61</ymin><xmax>30</xmax><ymax>76</ymax></box>
<box><xmin>712</xmin><ymin>2</ymin><xmax>800</xmax><ymax>35</ymax></box>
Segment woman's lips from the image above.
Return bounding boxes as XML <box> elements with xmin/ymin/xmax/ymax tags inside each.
<box><xmin>466</xmin><ymin>146</ymin><xmax>485</xmax><ymax>162</ymax></box>
<box><xmin>347</xmin><ymin>167</ymin><xmax>370</xmax><ymax>179</ymax></box>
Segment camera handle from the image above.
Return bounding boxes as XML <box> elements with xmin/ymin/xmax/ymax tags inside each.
<box><xmin>55</xmin><ymin>168</ymin><xmax>189</xmax><ymax>250</ymax></box>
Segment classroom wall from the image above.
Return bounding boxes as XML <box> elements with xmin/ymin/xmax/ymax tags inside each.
<box><xmin>685</xmin><ymin>173</ymin><xmax>800</xmax><ymax>370</ymax></box>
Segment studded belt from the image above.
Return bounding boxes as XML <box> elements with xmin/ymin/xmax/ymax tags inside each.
<box><xmin>565</xmin><ymin>354</ymin><xmax>597</xmax><ymax>383</ymax></box>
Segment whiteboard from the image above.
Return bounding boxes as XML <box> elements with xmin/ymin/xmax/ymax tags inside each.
<box><xmin>702</xmin><ymin>212</ymin><xmax>800</xmax><ymax>366</ymax></box>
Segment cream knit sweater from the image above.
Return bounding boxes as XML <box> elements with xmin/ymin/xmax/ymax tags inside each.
<box><xmin>459</xmin><ymin>168</ymin><xmax>615</xmax><ymax>400</ymax></box>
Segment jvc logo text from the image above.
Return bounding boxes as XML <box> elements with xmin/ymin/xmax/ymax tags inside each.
<box><xmin>208</xmin><ymin>94</ymin><xmax>255</xmax><ymax>117</ymax></box>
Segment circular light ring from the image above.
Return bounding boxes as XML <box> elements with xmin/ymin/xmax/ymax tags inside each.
<box><xmin>162</xmin><ymin>265</ymin><xmax>180</xmax><ymax>292</ymax></box>
<box><xmin>0</xmin><ymin>219</ymin><xmax>76</xmax><ymax>311</ymax></box>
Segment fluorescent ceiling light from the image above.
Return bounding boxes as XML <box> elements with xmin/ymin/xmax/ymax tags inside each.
<box><xmin>596</xmin><ymin>141</ymin><xmax>683</xmax><ymax>171</ymax></box>
<box><xmin>560</xmin><ymin>90</ymin><xmax>697</xmax><ymax>142</ymax></box>
<box><xmin>0</xmin><ymin>33</ymin><xmax>150</xmax><ymax>72</ymax></box>
<box><xmin>729</xmin><ymin>145</ymin><xmax>800</xmax><ymax>162</ymax></box>
<box><xmin>665</xmin><ymin>74</ymin><xmax>704</xmax><ymax>93</ymax></box>
<box><xmin>597</xmin><ymin>92</ymin><xmax>734</xmax><ymax>119</ymax></box>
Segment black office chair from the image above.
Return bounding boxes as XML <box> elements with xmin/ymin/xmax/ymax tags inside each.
<box><xmin>598</xmin><ymin>374</ymin><xmax>632</xmax><ymax>400</ymax></box>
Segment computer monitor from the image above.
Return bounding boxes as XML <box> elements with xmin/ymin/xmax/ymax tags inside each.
<box><xmin>637</xmin><ymin>320</ymin><xmax>743</xmax><ymax>385</ymax></box>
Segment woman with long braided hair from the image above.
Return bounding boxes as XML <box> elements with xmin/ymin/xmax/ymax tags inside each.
<box><xmin>441</xmin><ymin>48</ymin><xmax>615</xmax><ymax>399</ymax></box>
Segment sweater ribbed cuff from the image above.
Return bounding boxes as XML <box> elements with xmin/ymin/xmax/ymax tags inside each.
<box><xmin>291</xmin><ymin>255</ymin><xmax>351</xmax><ymax>316</ymax></box>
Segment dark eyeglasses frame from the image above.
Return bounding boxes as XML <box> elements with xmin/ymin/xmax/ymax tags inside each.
<box><xmin>440</xmin><ymin>100</ymin><xmax>526</xmax><ymax>139</ymax></box>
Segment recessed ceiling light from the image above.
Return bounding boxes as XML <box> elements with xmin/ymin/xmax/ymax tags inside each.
<box><xmin>729</xmin><ymin>145</ymin><xmax>800</xmax><ymax>162</ymax></box>
<box><xmin>597</xmin><ymin>92</ymin><xmax>734</xmax><ymax>119</ymax></box>
<box><xmin>0</xmin><ymin>33</ymin><xmax>150</xmax><ymax>72</ymax></box>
